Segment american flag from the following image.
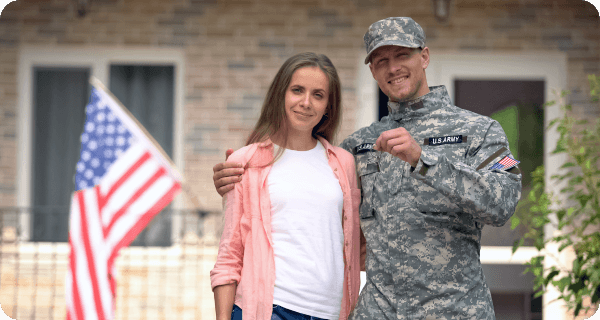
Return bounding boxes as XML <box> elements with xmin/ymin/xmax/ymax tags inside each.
<box><xmin>66</xmin><ymin>82</ymin><xmax>181</xmax><ymax>320</ymax></box>
<box><xmin>489</xmin><ymin>155</ymin><xmax>520</xmax><ymax>171</ymax></box>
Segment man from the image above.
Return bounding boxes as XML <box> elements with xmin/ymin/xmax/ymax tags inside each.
<box><xmin>213</xmin><ymin>17</ymin><xmax>522</xmax><ymax>319</ymax></box>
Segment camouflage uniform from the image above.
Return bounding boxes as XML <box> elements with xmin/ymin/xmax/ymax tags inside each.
<box><xmin>362</xmin><ymin>17</ymin><xmax>426</xmax><ymax>64</ymax></box>
<box><xmin>341</xmin><ymin>86</ymin><xmax>522</xmax><ymax>320</ymax></box>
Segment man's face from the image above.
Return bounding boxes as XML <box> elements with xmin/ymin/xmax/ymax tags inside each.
<box><xmin>369</xmin><ymin>45</ymin><xmax>430</xmax><ymax>103</ymax></box>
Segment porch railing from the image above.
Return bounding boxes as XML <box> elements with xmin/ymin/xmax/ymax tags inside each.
<box><xmin>0</xmin><ymin>206</ymin><xmax>223</xmax><ymax>320</ymax></box>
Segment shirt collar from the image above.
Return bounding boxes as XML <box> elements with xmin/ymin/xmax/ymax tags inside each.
<box><xmin>258</xmin><ymin>136</ymin><xmax>336</xmax><ymax>158</ymax></box>
<box><xmin>387</xmin><ymin>85</ymin><xmax>451</xmax><ymax>121</ymax></box>
<box><xmin>317</xmin><ymin>136</ymin><xmax>336</xmax><ymax>157</ymax></box>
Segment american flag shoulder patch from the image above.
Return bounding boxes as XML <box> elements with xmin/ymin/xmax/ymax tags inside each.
<box><xmin>489</xmin><ymin>155</ymin><xmax>520</xmax><ymax>171</ymax></box>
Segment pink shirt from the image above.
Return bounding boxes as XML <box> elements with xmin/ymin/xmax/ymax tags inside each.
<box><xmin>210</xmin><ymin>137</ymin><xmax>362</xmax><ymax>320</ymax></box>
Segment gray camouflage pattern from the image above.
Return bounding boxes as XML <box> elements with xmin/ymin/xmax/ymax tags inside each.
<box><xmin>341</xmin><ymin>86</ymin><xmax>522</xmax><ymax>320</ymax></box>
<box><xmin>364</xmin><ymin>17</ymin><xmax>426</xmax><ymax>64</ymax></box>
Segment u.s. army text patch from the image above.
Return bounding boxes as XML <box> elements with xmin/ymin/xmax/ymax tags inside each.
<box><xmin>424</xmin><ymin>135</ymin><xmax>468</xmax><ymax>146</ymax></box>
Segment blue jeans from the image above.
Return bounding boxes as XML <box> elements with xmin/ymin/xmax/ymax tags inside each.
<box><xmin>231</xmin><ymin>304</ymin><xmax>329</xmax><ymax>320</ymax></box>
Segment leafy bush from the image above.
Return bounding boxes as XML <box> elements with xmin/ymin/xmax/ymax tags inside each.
<box><xmin>511</xmin><ymin>74</ymin><xmax>600</xmax><ymax>316</ymax></box>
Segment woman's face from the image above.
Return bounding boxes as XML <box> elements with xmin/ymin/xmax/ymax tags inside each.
<box><xmin>284</xmin><ymin>66</ymin><xmax>330</xmax><ymax>137</ymax></box>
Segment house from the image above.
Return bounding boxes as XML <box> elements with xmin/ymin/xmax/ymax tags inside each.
<box><xmin>0</xmin><ymin>0</ymin><xmax>598</xmax><ymax>319</ymax></box>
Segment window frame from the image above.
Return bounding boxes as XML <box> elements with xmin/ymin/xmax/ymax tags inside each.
<box><xmin>17</xmin><ymin>46</ymin><xmax>186</xmax><ymax>243</ymax></box>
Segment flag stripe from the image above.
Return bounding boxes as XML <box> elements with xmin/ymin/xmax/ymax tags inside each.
<box><xmin>489</xmin><ymin>155</ymin><xmax>519</xmax><ymax>171</ymax></box>
<box><xmin>78</xmin><ymin>191</ymin><xmax>107</xmax><ymax>320</ymax></box>
<box><xmin>101</xmin><ymin>148</ymin><xmax>159</xmax><ymax>228</ymax></box>
<box><xmin>104</xmin><ymin>174</ymin><xmax>178</xmax><ymax>254</ymax></box>
<box><xmin>98</xmin><ymin>143</ymin><xmax>145</xmax><ymax>196</ymax></box>
<box><xmin>85</xmin><ymin>188</ymin><xmax>114</xmax><ymax>319</ymax></box>
<box><xmin>99</xmin><ymin>151</ymin><xmax>152</xmax><ymax>211</ymax></box>
<box><xmin>104</xmin><ymin>166</ymin><xmax>167</xmax><ymax>237</ymax></box>
<box><xmin>108</xmin><ymin>183</ymin><xmax>181</xmax><ymax>269</ymax></box>
<box><xmin>68</xmin><ymin>240</ymin><xmax>85</xmax><ymax>320</ymax></box>
<box><xmin>499</xmin><ymin>156</ymin><xmax>518</xmax><ymax>165</ymax></box>
<box><xmin>69</xmin><ymin>193</ymin><xmax>99</xmax><ymax>320</ymax></box>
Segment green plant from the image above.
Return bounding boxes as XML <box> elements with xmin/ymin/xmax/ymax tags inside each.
<box><xmin>511</xmin><ymin>74</ymin><xmax>600</xmax><ymax>316</ymax></box>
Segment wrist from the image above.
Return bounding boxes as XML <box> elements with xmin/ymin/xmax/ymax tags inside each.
<box><xmin>410</xmin><ymin>146</ymin><xmax>422</xmax><ymax>168</ymax></box>
<box><xmin>410</xmin><ymin>158</ymin><xmax>419</xmax><ymax>168</ymax></box>
<box><xmin>410</xmin><ymin>153</ymin><xmax>421</xmax><ymax>168</ymax></box>
<box><xmin>216</xmin><ymin>310</ymin><xmax>233</xmax><ymax>320</ymax></box>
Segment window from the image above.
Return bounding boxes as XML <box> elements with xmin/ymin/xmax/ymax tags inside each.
<box><xmin>31</xmin><ymin>68</ymin><xmax>89</xmax><ymax>242</ymax></box>
<box><xmin>17</xmin><ymin>47</ymin><xmax>184</xmax><ymax>245</ymax></box>
<box><xmin>454</xmin><ymin>79</ymin><xmax>545</xmax><ymax>247</ymax></box>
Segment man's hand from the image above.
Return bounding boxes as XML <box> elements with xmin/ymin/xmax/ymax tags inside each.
<box><xmin>373</xmin><ymin>127</ymin><xmax>422</xmax><ymax>167</ymax></box>
<box><xmin>213</xmin><ymin>148</ymin><xmax>244</xmax><ymax>196</ymax></box>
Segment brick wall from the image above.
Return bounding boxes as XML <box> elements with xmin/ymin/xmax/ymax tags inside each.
<box><xmin>0</xmin><ymin>0</ymin><xmax>598</xmax><ymax>211</ymax></box>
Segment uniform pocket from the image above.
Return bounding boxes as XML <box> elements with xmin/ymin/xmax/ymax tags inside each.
<box><xmin>414</xmin><ymin>144</ymin><xmax>466</xmax><ymax>214</ymax></box>
<box><xmin>356</xmin><ymin>152</ymin><xmax>379</xmax><ymax>220</ymax></box>
<box><xmin>358</xmin><ymin>167</ymin><xmax>378</xmax><ymax>219</ymax></box>
<box><xmin>414</xmin><ymin>185</ymin><xmax>461</xmax><ymax>214</ymax></box>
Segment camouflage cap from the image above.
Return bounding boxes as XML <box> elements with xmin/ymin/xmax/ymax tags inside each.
<box><xmin>363</xmin><ymin>17</ymin><xmax>426</xmax><ymax>64</ymax></box>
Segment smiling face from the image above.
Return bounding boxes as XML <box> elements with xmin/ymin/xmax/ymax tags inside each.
<box><xmin>369</xmin><ymin>45</ymin><xmax>430</xmax><ymax>102</ymax></box>
<box><xmin>284</xmin><ymin>66</ymin><xmax>330</xmax><ymax>137</ymax></box>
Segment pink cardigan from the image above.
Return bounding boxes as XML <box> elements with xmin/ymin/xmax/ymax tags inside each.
<box><xmin>210</xmin><ymin>137</ymin><xmax>362</xmax><ymax>320</ymax></box>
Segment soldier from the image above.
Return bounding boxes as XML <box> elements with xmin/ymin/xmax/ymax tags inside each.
<box><xmin>213</xmin><ymin>17</ymin><xmax>522</xmax><ymax>320</ymax></box>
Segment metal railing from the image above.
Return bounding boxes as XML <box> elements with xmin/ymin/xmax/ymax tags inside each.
<box><xmin>0</xmin><ymin>207</ymin><xmax>223</xmax><ymax>320</ymax></box>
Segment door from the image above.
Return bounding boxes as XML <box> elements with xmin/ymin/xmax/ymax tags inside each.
<box><xmin>455</xmin><ymin>79</ymin><xmax>544</xmax><ymax>320</ymax></box>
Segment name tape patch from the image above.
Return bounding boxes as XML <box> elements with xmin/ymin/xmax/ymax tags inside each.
<box><xmin>424</xmin><ymin>135</ymin><xmax>468</xmax><ymax>146</ymax></box>
<box><xmin>354</xmin><ymin>143</ymin><xmax>375</xmax><ymax>154</ymax></box>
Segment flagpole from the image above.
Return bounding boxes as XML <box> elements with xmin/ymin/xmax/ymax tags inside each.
<box><xmin>89</xmin><ymin>76</ymin><xmax>205</xmax><ymax>210</ymax></box>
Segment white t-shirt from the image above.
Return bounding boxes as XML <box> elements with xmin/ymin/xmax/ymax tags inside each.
<box><xmin>268</xmin><ymin>140</ymin><xmax>345</xmax><ymax>319</ymax></box>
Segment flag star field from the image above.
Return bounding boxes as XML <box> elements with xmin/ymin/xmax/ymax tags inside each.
<box><xmin>75</xmin><ymin>90</ymin><xmax>135</xmax><ymax>191</ymax></box>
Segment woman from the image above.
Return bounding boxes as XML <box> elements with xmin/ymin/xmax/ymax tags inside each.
<box><xmin>210</xmin><ymin>52</ymin><xmax>362</xmax><ymax>320</ymax></box>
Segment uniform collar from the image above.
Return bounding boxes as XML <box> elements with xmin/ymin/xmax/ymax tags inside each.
<box><xmin>387</xmin><ymin>85</ymin><xmax>451</xmax><ymax>121</ymax></box>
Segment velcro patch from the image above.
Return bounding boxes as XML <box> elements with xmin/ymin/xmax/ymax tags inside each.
<box><xmin>476</xmin><ymin>147</ymin><xmax>507</xmax><ymax>170</ymax></box>
<box><xmin>365</xmin><ymin>162</ymin><xmax>380</xmax><ymax>173</ymax></box>
<box><xmin>424</xmin><ymin>135</ymin><xmax>468</xmax><ymax>146</ymax></box>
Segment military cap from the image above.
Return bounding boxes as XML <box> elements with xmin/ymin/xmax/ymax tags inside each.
<box><xmin>363</xmin><ymin>17</ymin><xmax>426</xmax><ymax>64</ymax></box>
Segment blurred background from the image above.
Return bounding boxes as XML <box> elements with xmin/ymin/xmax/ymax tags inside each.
<box><xmin>0</xmin><ymin>0</ymin><xmax>598</xmax><ymax>319</ymax></box>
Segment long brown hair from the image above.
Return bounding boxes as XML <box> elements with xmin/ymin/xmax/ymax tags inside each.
<box><xmin>246</xmin><ymin>52</ymin><xmax>342</xmax><ymax>152</ymax></box>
